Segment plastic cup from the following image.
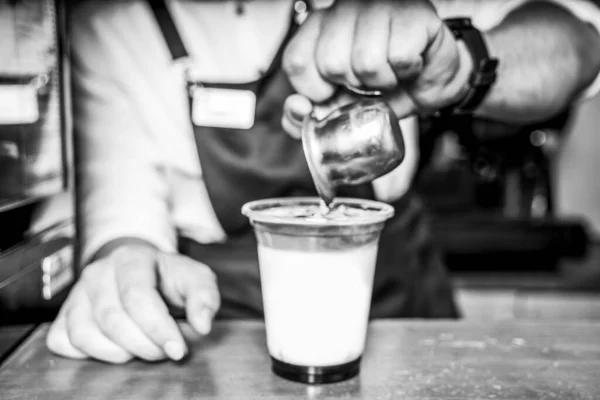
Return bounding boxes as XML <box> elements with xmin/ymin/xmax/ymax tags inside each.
<box><xmin>241</xmin><ymin>197</ymin><xmax>394</xmax><ymax>384</ymax></box>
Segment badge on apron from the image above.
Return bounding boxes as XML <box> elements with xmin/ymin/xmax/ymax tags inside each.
<box><xmin>191</xmin><ymin>86</ymin><xmax>256</xmax><ymax>130</ymax></box>
<box><xmin>0</xmin><ymin>85</ymin><xmax>39</xmax><ymax>125</ymax></box>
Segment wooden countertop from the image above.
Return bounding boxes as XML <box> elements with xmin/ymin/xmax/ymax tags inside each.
<box><xmin>1</xmin><ymin>320</ymin><xmax>600</xmax><ymax>399</ymax></box>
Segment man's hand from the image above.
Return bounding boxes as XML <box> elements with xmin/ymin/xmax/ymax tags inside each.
<box><xmin>281</xmin><ymin>0</ymin><xmax>474</xmax><ymax>135</ymax></box>
<box><xmin>46</xmin><ymin>244</ymin><xmax>220</xmax><ymax>364</ymax></box>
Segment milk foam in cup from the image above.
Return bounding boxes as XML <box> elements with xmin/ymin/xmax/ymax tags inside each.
<box><xmin>241</xmin><ymin>197</ymin><xmax>394</xmax><ymax>384</ymax></box>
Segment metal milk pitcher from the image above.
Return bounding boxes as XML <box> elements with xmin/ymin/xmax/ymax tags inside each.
<box><xmin>301</xmin><ymin>98</ymin><xmax>405</xmax><ymax>206</ymax></box>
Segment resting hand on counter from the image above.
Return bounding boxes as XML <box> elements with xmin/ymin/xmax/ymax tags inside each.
<box><xmin>281</xmin><ymin>0</ymin><xmax>600</xmax><ymax>137</ymax></box>
<box><xmin>46</xmin><ymin>241</ymin><xmax>220</xmax><ymax>364</ymax></box>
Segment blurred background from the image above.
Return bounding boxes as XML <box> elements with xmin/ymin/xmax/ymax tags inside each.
<box><xmin>1</xmin><ymin>0</ymin><xmax>600</xmax><ymax>342</ymax></box>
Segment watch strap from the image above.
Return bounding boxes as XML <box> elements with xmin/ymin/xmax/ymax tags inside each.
<box><xmin>443</xmin><ymin>18</ymin><xmax>499</xmax><ymax>115</ymax></box>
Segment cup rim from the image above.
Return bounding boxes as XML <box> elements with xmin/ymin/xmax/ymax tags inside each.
<box><xmin>241</xmin><ymin>197</ymin><xmax>394</xmax><ymax>227</ymax></box>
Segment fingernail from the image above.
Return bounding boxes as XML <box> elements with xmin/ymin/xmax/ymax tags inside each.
<box><xmin>197</xmin><ymin>308</ymin><xmax>213</xmax><ymax>335</ymax></box>
<box><xmin>163</xmin><ymin>341</ymin><xmax>186</xmax><ymax>361</ymax></box>
<box><xmin>285</xmin><ymin>107</ymin><xmax>305</xmax><ymax>125</ymax></box>
<box><xmin>291</xmin><ymin>108</ymin><xmax>305</xmax><ymax>122</ymax></box>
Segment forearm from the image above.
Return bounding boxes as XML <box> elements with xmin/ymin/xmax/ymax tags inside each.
<box><xmin>79</xmin><ymin>166</ymin><xmax>177</xmax><ymax>266</ymax></box>
<box><xmin>476</xmin><ymin>1</ymin><xmax>600</xmax><ymax>123</ymax></box>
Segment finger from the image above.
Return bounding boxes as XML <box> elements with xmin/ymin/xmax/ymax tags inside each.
<box><xmin>161</xmin><ymin>255</ymin><xmax>221</xmax><ymax>336</ymax></box>
<box><xmin>186</xmin><ymin>289</ymin><xmax>221</xmax><ymax>336</ymax></box>
<box><xmin>315</xmin><ymin>3</ymin><xmax>362</xmax><ymax>88</ymax></box>
<box><xmin>109</xmin><ymin>249</ymin><xmax>186</xmax><ymax>361</ymax></box>
<box><xmin>311</xmin><ymin>91</ymin><xmax>358</xmax><ymax>121</ymax></box>
<box><xmin>282</xmin><ymin>94</ymin><xmax>313</xmax><ymax>139</ymax></box>
<box><xmin>284</xmin><ymin>11</ymin><xmax>336</xmax><ymax>103</ymax></box>
<box><xmin>351</xmin><ymin>2</ymin><xmax>397</xmax><ymax>89</ymax></box>
<box><xmin>46</xmin><ymin>296</ymin><xmax>88</xmax><ymax>360</ymax></box>
<box><xmin>65</xmin><ymin>287</ymin><xmax>133</xmax><ymax>364</ymax></box>
<box><xmin>282</xmin><ymin>92</ymin><xmax>355</xmax><ymax>132</ymax></box>
<box><xmin>91</xmin><ymin>288</ymin><xmax>172</xmax><ymax>361</ymax></box>
<box><xmin>82</xmin><ymin>261</ymin><xmax>173</xmax><ymax>362</ymax></box>
<box><xmin>388</xmin><ymin>8</ymin><xmax>429</xmax><ymax>80</ymax></box>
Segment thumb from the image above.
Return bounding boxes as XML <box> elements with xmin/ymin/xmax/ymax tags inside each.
<box><xmin>282</xmin><ymin>94</ymin><xmax>313</xmax><ymax>139</ymax></box>
<box><xmin>157</xmin><ymin>253</ymin><xmax>221</xmax><ymax>336</ymax></box>
<box><xmin>282</xmin><ymin>91</ymin><xmax>367</xmax><ymax>140</ymax></box>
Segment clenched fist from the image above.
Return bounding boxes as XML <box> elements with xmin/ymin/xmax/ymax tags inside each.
<box><xmin>282</xmin><ymin>0</ymin><xmax>475</xmax><ymax>136</ymax></box>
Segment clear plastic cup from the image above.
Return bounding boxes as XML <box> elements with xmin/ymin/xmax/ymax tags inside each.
<box><xmin>241</xmin><ymin>197</ymin><xmax>394</xmax><ymax>384</ymax></box>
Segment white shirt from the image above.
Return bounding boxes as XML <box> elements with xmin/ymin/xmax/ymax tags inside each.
<box><xmin>44</xmin><ymin>0</ymin><xmax>600</xmax><ymax>264</ymax></box>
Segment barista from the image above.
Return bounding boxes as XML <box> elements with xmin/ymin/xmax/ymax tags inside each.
<box><xmin>46</xmin><ymin>0</ymin><xmax>600</xmax><ymax>363</ymax></box>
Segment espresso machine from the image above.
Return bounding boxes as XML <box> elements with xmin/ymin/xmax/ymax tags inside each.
<box><xmin>0</xmin><ymin>0</ymin><xmax>77</xmax><ymax>325</ymax></box>
<box><xmin>416</xmin><ymin>112</ymin><xmax>589</xmax><ymax>271</ymax></box>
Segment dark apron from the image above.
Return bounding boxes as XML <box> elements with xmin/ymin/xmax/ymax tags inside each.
<box><xmin>148</xmin><ymin>0</ymin><xmax>458</xmax><ymax>319</ymax></box>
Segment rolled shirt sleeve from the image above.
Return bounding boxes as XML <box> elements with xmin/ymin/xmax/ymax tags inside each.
<box><xmin>72</xmin><ymin>3</ymin><xmax>177</xmax><ymax>264</ymax></box>
<box><xmin>71</xmin><ymin>0</ymin><xmax>600</xmax><ymax>246</ymax></box>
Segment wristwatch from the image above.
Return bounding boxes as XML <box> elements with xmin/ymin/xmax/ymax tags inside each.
<box><xmin>442</xmin><ymin>18</ymin><xmax>499</xmax><ymax>115</ymax></box>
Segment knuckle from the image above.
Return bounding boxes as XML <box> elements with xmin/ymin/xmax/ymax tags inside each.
<box><xmin>388</xmin><ymin>50</ymin><xmax>417</xmax><ymax>71</ymax></box>
<box><xmin>200</xmin><ymin>270</ymin><xmax>219</xmax><ymax>294</ymax></box>
<box><xmin>96</xmin><ymin>306</ymin><xmax>123</xmax><ymax>333</ymax></box>
<box><xmin>204</xmin><ymin>267</ymin><xmax>218</xmax><ymax>284</ymax></box>
<box><xmin>316</xmin><ymin>54</ymin><xmax>348</xmax><ymax>80</ymax></box>
<box><xmin>351</xmin><ymin>50</ymin><xmax>381</xmax><ymax>78</ymax></box>
<box><xmin>141</xmin><ymin>318</ymin><xmax>164</xmax><ymax>339</ymax></box>
<box><xmin>193</xmin><ymin>291</ymin><xmax>220</xmax><ymax>315</ymax></box>
<box><xmin>429</xmin><ymin>17</ymin><xmax>444</xmax><ymax>39</ymax></box>
<box><xmin>119</xmin><ymin>286</ymin><xmax>145</xmax><ymax>311</ymax></box>
<box><xmin>197</xmin><ymin>281</ymin><xmax>220</xmax><ymax>302</ymax></box>
<box><xmin>68</xmin><ymin>325</ymin><xmax>91</xmax><ymax>350</ymax></box>
<box><xmin>189</xmin><ymin>260</ymin><xmax>218</xmax><ymax>284</ymax></box>
<box><xmin>126</xmin><ymin>299</ymin><xmax>166</xmax><ymax>336</ymax></box>
<box><xmin>282</xmin><ymin>46</ymin><xmax>309</xmax><ymax>78</ymax></box>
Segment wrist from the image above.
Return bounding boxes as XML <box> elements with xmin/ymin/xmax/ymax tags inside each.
<box><xmin>440</xmin><ymin>18</ymin><xmax>499</xmax><ymax>116</ymax></box>
<box><xmin>92</xmin><ymin>237</ymin><xmax>158</xmax><ymax>263</ymax></box>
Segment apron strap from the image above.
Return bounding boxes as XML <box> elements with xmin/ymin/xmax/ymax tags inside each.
<box><xmin>148</xmin><ymin>0</ymin><xmax>189</xmax><ymax>62</ymax></box>
<box><xmin>148</xmin><ymin>0</ymin><xmax>310</xmax><ymax>88</ymax></box>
